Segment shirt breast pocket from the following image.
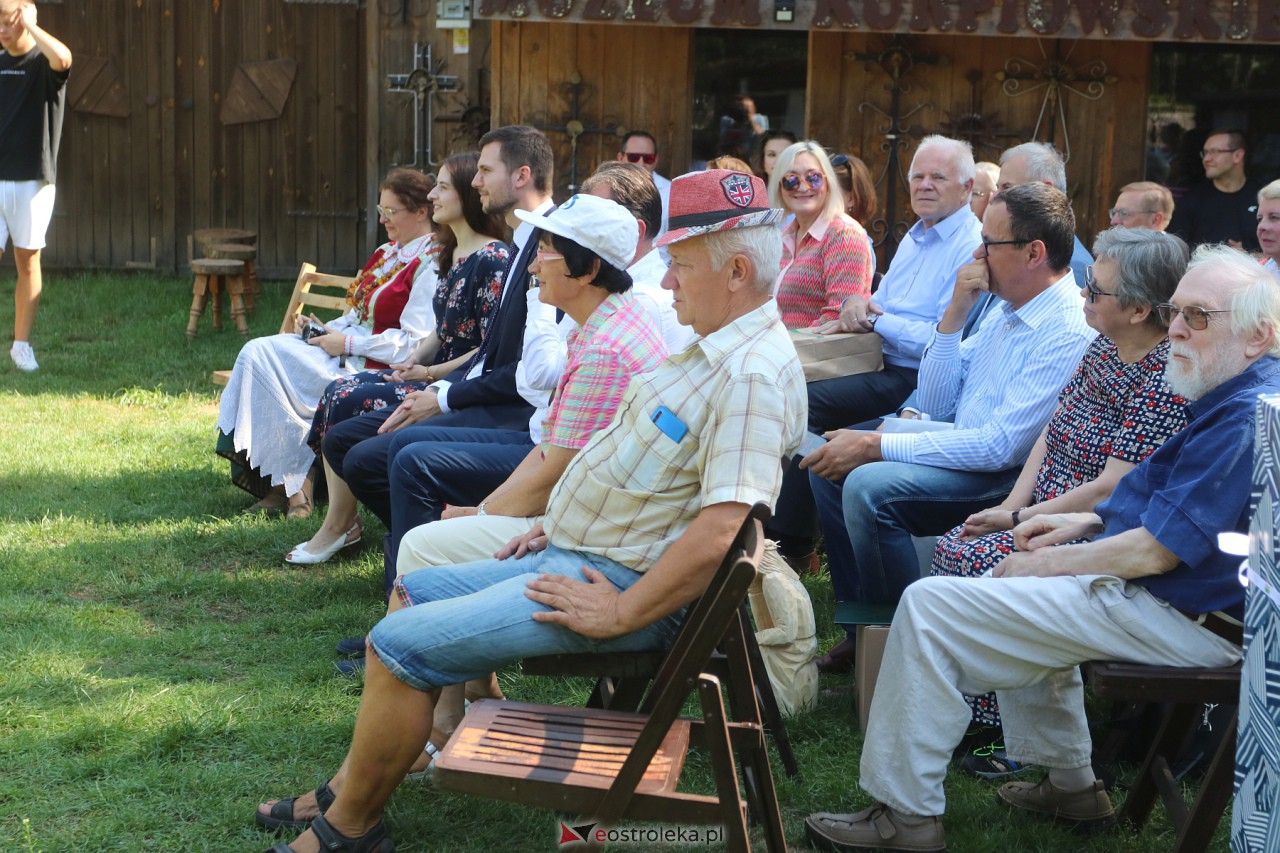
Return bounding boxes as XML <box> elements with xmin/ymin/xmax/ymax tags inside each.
<box><xmin>613</xmin><ymin>408</ymin><xmax>700</xmax><ymax>493</ymax></box>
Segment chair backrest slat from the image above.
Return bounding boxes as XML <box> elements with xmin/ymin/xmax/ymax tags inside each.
<box><xmin>590</xmin><ymin>504</ymin><xmax>770</xmax><ymax>824</ymax></box>
<box><xmin>278</xmin><ymin>263</ymin><xmax>356</xmax><ymax>334</ymax></box>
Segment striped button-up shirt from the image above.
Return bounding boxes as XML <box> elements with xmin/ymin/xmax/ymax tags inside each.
<box><xmin>545</xmin><ymin>301</ymin><xmax>807</xmax><ymax>572</ymax></box>
<box><xmin>880</xmin><ymin>271</ymin><xmax>1093</xmax><ymax>471</ymax></box>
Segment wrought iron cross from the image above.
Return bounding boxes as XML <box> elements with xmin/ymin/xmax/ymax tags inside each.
<box><xmin>534</xmin><ymin>72</ymin><xmax>627</xmax><ymax>194</ymax></box>
<box><xmin>995</xmin><ymin>39</ymin><xmax>1117</xmax><ymax>163</ymax></box>
<box><xmin>850</xmin><ymin>38</ymin><xmax>940</xmax><ymax>261</ymax></box>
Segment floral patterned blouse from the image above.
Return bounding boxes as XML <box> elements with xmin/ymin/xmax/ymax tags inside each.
<box><xmin>432</xmin><ymin>240</ymin><xmax>510</xmax><ymax>364</ymax></box>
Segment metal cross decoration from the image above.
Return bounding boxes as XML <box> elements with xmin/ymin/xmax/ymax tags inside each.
<box><xmin>849</xmin><ymin>37</ymin><xmax>941</xmax><ymax>261</ymax></box>
<box><xmin>995</xmin><ymin>39</ymin><xmax>1117</xmax><ymax>163</ymax></box>
<box><xmin>941</xmin><ymin>69</ymin><xmax>1025</xmax><ymax>157</ymax></box>
<box><xmin>534</xmin><ymin>72</ymin><xmax>627</xmax><ymax>194</ymax></box>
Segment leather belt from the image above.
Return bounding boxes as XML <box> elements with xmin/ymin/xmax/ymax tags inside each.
<box><xmin>1179</xmin><ymin>609</ymin><xmax>1244</xmax><ymax>646</ymax></box>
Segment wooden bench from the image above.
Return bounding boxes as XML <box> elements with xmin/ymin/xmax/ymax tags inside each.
<box><xmin>210</xmin><ymin>262</ymin><xmax>353</xmax><ymax>386</ymax></box>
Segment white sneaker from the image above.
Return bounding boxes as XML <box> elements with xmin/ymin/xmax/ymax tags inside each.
<box><xmin>10</xmin><ymin>342</ymin><xmax>38</xmax><ymax>372</ymax></box>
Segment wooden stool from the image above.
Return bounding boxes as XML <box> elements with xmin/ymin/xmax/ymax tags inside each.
<box><xmin>187</xmin><ymin>258</ymin><xmax>249</xmax><ymax>339</ymax></box>
<box><xmin>1085</xmin><ymin>661</ymin><xmax>1241</xmax><ymax>852</ymax></box>
<box><xmin>206</xmin><ymin>242</ymin><xmax>260</xmax><ymax>314</ymax></box>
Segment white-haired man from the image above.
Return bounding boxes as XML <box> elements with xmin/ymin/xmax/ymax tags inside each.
<box><xmin>806</xmin><ymin>244</ymin><xmax>1280</xmax><ymax>853</ymax></box>
<box><xmin>253</xmin><ymin>169</ymin><xmax>807</xmax><ymax>853</ymax></box>
<box><xmin>769</xmin><ymin>135</ymin><xmax>982</xmax><ymax>590</ymax></box>
<box><xmin>996</xmin><ymin>141</ymin><xmax>1093</xmax><ymax>283</ymax></box>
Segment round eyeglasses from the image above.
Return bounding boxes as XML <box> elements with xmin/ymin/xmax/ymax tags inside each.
<box><xmin>781</xmin><ymin>172</ymin><xmax>825</xmax><ymax>192</ymax></box>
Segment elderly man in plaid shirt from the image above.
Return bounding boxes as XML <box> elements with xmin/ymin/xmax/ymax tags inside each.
<box><xmin>255</xmin><ymin>169</ymin><xmax>808</xmax><ymax>853</ymax></box>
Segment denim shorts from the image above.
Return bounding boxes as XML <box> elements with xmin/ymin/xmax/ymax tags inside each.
<box><xmin>368</xmin><ymin>544</ymin><xmax>683</xmax><ymax>691</ymax></box>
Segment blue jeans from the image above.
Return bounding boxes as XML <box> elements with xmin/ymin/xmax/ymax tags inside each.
<box><xmin>812</xmin><ymin>460</ymin><xmax>1019</xmax><ymax>619</ymax></box>
<box><xmin>368</xmin><ymin>545</ymin><xmax>682</xmax><ymax>691</ymax></box>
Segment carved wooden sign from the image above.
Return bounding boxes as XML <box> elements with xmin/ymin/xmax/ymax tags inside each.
<box><xmin>476</xmin><ymin>0</ymin><xmax>1280</xmax><ymax>43</ymax></box>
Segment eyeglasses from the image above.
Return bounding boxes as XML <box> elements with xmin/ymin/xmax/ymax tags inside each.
<box><xmin>376</xmin><ymin>205</ymin><xmax>403</xmax><ymax>218</ymax></box>
<box><xmin>535</xmin><ymin>248</ymin><xmax>564</xmax><ymax>262</ymax></box>
<box><xmin>1083</xmin><ymin>266</ymin><xmax>1117</xmax><ymax>303</ymax></box>
<box><xmin>1200</xmin><ymin>147</ymin><xmax>1240</xmax><ymax>158</ymax></box>
<box><xmin>979</xmin><ymin>236</ymin><xmax>1028</xmax><ymax>255</ymax></box>
<box><xmin>1155</xmin><ymin>303</ymin><xmax>1233</xmax><ymax>330</ymax></box>
<box><xmin>781</xmin><ymin>172</ymin><xmax>825</xmax><ymax>192</ymax></box>
<box><xmin>623</xmin><ymin>152</ymin><xmax>657</xmax><ymax>165</ymax></box>
<box><xmin>1108</xmin><ymin>207</ymin><xmax>1158</xmax><ymax>220</ymax></box>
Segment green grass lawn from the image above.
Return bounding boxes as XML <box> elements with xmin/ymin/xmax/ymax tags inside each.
<box><xmin>0</xmin><ymin>269</ymin><xmax>1227</xmax><ymax>851</ymax></box>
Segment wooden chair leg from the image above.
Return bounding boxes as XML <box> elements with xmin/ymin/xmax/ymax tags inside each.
<box><xmin>209</xmin><ymin>274</ymin><xmax>225</xmax><ymax>331</ymax></box>
<box><xmin>1172</xmin><ymin>710</ymin><xmax>1237</xmax><ymax>853</ymax></box>
<box><xmin>740</xmin><ymin>615</ymin><xmax>799</xmax><ymax>779</ymax></box>
<box><xmin>1119</xmin><ymin>702</ymin><xmax>1200</xmax><ymax>831</ymax></box>
<box><xmin>244</xmin><ymin>259</ymin><xmax>259</xmax><ymax>314</ymax></box>
<box><xmin>697</xmin><ymin>676</ymin><xmax>751</xmax><ymax>852</ymax></box>
<box><xmin>227</xmin><ymin>274</ymin><xmax>249</xmax><ymax>336</ymax></box>
<box><xmin>187</xmin><ymin>273</ymin><xmax>210</xmax><ymax>339</ymax></box>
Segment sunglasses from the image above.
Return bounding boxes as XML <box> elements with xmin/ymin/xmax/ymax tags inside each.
<box><xmin>1155</xmin><ymin>303</ymin><xmax>1232</xmax><ymax>330</ymax></box>
<box><xmin>781</xmin><ymin>172</ymin><xmax>825</xmax><ymax>192</ymax></box>
<box><xmin>1083</xmin><ymin>265</ymin><xmax>1117</xmax><ymax>303</ymax></box>
<box><xmin>623</xmin><ymin>152</ymin><xmax>657</xmax><ymax>165</ymax></box>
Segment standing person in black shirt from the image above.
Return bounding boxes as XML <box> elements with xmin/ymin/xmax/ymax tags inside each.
<box><xmin>0</xmin><ymin>0</ymin><xmax>71</xmax><ymax>372</ymax></box>
<box><xmin>1169</xmin><ymin>129</ymin><xmax>1265</xmax><ymax>253</ymax></box>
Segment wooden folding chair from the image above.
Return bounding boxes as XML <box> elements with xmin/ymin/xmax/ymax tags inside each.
<box><xmin>211</xmin><ymin>262</ymin><xmax>354</xmax><ymax>385</ymax></box>
<box><xmin>433</xmin><ymin>504</ymin><xmax>787</xmax><ymax>852</ymax></box>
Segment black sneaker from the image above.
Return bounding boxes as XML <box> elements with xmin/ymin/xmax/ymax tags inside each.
<box><xmin>334</xmin><ymin>655</ymin><xmax>365</xmax><ymax>678</ymax></box>
<box><xmin>335</xmin><ymin>636</ymin><xmax>366</xmax><ymax>657</ymax></box>
<box><xmin>961</xmin><ymin>743</ymin><xmax>1038</xmax><ymax>780</ymax></box>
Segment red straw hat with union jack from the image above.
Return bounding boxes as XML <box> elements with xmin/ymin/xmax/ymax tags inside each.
<box><xmin>655</xmin><ymin>169</ymin><xmax>784</xmax><ymax>247</ymax></box>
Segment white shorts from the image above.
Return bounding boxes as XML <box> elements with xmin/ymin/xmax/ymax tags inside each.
<box><xmin>0</xmin><ymin>180</ymin><xmax>56</xmax><ymax>251</ymax></box>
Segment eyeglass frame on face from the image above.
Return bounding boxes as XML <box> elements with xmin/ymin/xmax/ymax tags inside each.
<box><xmin>1155</xmin><ymin>302</ymin><xmax>1233</xmax><ymax>330</ymax></box>
<box><xmin>623</xmin><ymin>152</ymin><xmax>657</xmax><ymax>165</ymax></box>
<box><xmin>376</xmin><ymin>204</ymin><xmax>404</xmax><ymax>219</ymax></box>
<box><xmin>1108</xmin><ymin>207</ymin><xmax>1158</xmax><ymax>220</ymax></box>
<box><xmin>1082</xmin><ymin>265</ymin><xmax>1117</xmax><ymax>303</ymax></box>
<box><xmin>781</xmin><ymin>171</ymin><xmax>825</xmax><ymax>192</ymax></box>
<box><xmin>535</xmin><ymin>247</ymin><xmax>564</xmax><ymax>263</ymax></box>
<box><xmin>1200</xmin><ymin>147</ymin><xmax>1240</xmax><ymax>158</ymax></box>
<box><xmin>979</xmin><ymin>235</ymin><xmax>1028</xmax><ymax>256</ymax></box>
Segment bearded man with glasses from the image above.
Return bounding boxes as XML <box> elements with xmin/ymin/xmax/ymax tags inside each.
<box><xmin>805</xmin><ymin>242</ymin><xmax>1280</xmax><ymax>853</ymax></box>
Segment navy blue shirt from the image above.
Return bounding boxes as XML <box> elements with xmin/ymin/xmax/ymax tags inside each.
<box><xmin>1095</xmin><ymin>355</ymin><xmax>1280</xmax><ymax>620</ymax></box>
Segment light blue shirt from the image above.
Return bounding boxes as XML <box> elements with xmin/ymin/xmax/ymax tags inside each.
<box><xmin>880</xmin><ymin>271</ymin><xmax>1093</xmax><ymax>471</ymax></box>
<box><xmin>871</xmin><ymin>205</ymin><xmax>983</xmax><ymax>369</ymax></box>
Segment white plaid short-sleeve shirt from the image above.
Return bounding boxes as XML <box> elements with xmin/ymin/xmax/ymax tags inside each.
<box><xmin>544</xmin><ymin>301</ymin><xmax>807</xmax><ymax>572</ymax></box>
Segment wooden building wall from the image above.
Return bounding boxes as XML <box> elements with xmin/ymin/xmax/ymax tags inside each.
<box><xmin>808</xmin><ymin>33</ymin><xmax>1151</xmax><ymax>264</ymax></box>
<box><xmin>490</xmin><ymin>23</ymin><xmax>694</xmax><ymax>197</ymax></box>
<box><xmin>42</xmin><ymin>1</ymin><xmax>366</xmax><ymax>277</ymax></box>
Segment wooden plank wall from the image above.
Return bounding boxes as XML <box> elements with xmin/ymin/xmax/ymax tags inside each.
<box><xmin>490</xmin><ymin>22</ymin><xmax>693</xmax><ymax>199</ymax></box>
<box><xmin>808</xmin><ymin>33</ymin><xmax>1150</xmax><ymax>268</ymax></box>
<box><xmin>43</xmin><ymin>1</ymin><xmax>366</xmax><ymax>277</ymax></box>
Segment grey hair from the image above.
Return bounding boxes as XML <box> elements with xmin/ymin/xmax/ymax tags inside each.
<box><xmin>1001</xmin><ymin>142</ymin><xmax>1068</xmax><ymax>192</ymax></box>
<box><xmin>1091</xmin><ymin>227</ymin><xmax>1189</xmax><ymax>328</ymax></box>
<box><xmin>911</xmin><ymin>135</ymin><xmax>976</xmax><ymax>186</ymax></box>
<box><xmin>701</xmin><ymin>225</ymin><xmax>783</xmax><ymax>295</ymax></box>
<box><xmin>1259</xmin><ymin>178</ymin><xmax>1280</xmax><ymax>203</ymax></box>
<box><xmin>1186</xmin><ymin>243</ymin><xmax>1280</xmax><ymax>356</ymax></box>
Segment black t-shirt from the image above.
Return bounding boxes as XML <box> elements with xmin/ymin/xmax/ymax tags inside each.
<box><xmin>0</xmin><ymin>47</ymin><xmax>69</xmax><ymax>183</ymax></box>
<box><xmin>1168</xmin><ymin>177</ymin><xmax>1265</xmax><ymax>252</ymax></box>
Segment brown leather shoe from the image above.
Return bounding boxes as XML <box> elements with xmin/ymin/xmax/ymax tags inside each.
<box><xmin>782</xmin><ymin>550</ymin><xmax>821</xmax><ymax>576</ymax></box>
<box><xmin>815</xmin><ymin>636</ymin><xmax>857</xmax><ymax>674</ymax></box>
<box><xmin>806</xmin><ymin>804</ymin><xmax>946</xmax><ymax>852</ymax></box>
<box><xmin>997</xmin><ymin>777</ymin><xmax>1114</xmax><ymax>832</ymax></box>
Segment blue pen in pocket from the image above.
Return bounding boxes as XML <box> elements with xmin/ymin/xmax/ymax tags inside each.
<box><xmin>651</xmin><ymin>405</ymin><xmax>688</xmax><ymax>443</ymax></box>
